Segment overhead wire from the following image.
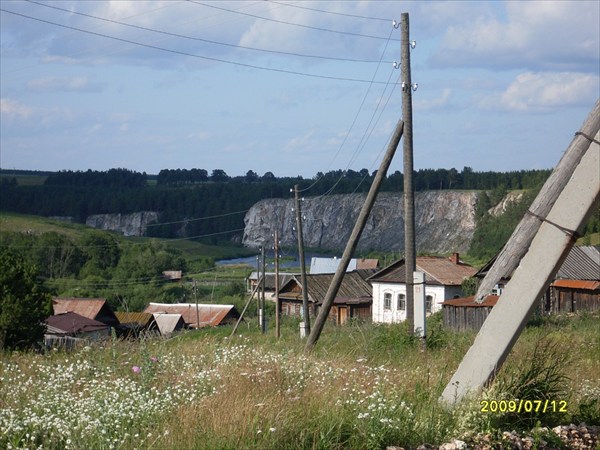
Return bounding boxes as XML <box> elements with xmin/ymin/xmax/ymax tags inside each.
<box><xmin>186</xmin><ymin>0</ymin><xmax>399</xmax><ymax>41</ymax></box>
<box><xmin>1</xmin><ymin>8</ymin><xmax>398</xmax><ymax>85</ymax></box>
<box><xmin>24</xmin><ymin>0</ymin><xmax>391</xmax><ymax>64</ymax></box>
<box><xmin>298</xmin><ymin>24</ymin><xmax>398</xmax><ymax>197</ymax></box>
<box><xmin>264</xmin><ymin>0</ymin><xmax>390</xmax><ymax>22</ymax></box>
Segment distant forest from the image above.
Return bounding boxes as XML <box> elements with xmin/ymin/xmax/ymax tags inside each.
<box><xmin>0</xmin><ymin>166</ymin><xmax>553</xmax><ymax>244</ymax></box>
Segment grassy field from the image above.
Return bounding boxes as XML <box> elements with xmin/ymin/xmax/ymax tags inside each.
<box><xmin>1</xmin><ymin>313</ymin><xmax>598</xmax><ymax>450</ymax></box>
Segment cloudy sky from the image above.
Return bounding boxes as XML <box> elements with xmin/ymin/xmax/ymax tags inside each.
<box><xmin>1</xmin><ymin>0</ymin><xmax>598</xmax><ymax>178</ymax></box>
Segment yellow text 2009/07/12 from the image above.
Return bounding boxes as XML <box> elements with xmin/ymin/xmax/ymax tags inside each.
<box><xmin>480</xmin><ymin>399</ymin><xmax>568</xmax><ymax>414</ymax></box>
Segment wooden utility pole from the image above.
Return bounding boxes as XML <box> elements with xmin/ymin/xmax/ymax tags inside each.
<box><xmin>294</xmin><ymin>185</ymin><xmax>310</xmax><ymax>336</ymax></box>
<box><xmin>401</xmin><ymin>12</ymin><xmax>416</xmax><ymax>334</ymax></box>
<box><xmin>193</xmin><ymin>280</ymin><xmax>199</xmax><ymax>329</ymax></box>
<box><xmin>442</xmin><ymin>129</ymin><xmax>599</xmax><ymax>404</ymax></box>
<box><xmin>474</xmin><ymin>99</ymin><xmax>600</xmax><ymax>303</ymax></box>
<box><xmin>274</xmin><ymin>229</ymin><xmax>281</xmax><ymax>339</ymax></box>
<box><xmin>255</xmin><ymin>254</ymin><xmax>260</xmax><ymax>324</ymax></box>
<box><xmin>261</xmin><ymin>244</ymin><xmax>266</xmax><ymax>333</ymax></box>
<box><xmin>305</xmin><ymin>119</ymin><xmax>405</xmax><ymax>352</ymax></box>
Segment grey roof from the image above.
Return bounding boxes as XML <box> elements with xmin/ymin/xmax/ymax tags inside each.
<box><xmin>555</xmin><ymin>245</ymin><xmax>600</xmax><ymax>280</ymax></box>
<box><xmin>310</xmin><ymin>257</ymin><xmax>357</xmax><ymax>274</ymax></box>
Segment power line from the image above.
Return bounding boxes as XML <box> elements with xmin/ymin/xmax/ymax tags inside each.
<box><xmin>187</xmin><ymin>0</ymin><xmax>400</xmax><ymax>41</ymax></box>
<box><xmin>264</xmin><ymin>0</ymin><xmax>390</xmax><ymax>22</ymax></box>
<box><xmin>145</xmin><ymin>209</ymin><xmax>248</xmax><ymax>227</ymax></box>
<box><xmin>298</xmin><ymin>26</ymin><xmax>398</xmax><ymax>195</ymax></box>
<box><xmin>25</xmin><ymin>0</ymin><xmax>391</xmax><ymax>64</ymax></box>
<box><xmin>1</xmin><ymin>8</ymin><xmax>399</xmax><ymax>85</ymax></box>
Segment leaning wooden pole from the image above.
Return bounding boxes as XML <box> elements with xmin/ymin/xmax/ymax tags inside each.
<box><xmin>230</xmin><ymin>276</ymin><xmax>263</xmax><ymax>337</ymax></box>
<box><xmin>475</xmin><ymin>99</ymin><xmax>600</xmax><ymax>303</ymax></box>
<box><xmin>305</xmin><ymin>120</ymin><xmax>405</xmax><ymax>352</ymax></box>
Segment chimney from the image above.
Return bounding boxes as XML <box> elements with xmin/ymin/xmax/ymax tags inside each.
<box><xmin>450</xmin><ymin>252</ymin><xmax>460</xmax><ymax>264</ymax></box>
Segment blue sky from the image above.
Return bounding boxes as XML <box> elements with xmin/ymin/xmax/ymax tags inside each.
<box><xmin>1</xmin><ymin>0</ymin><xmax>599</xmax><ymax>178</ymax></box>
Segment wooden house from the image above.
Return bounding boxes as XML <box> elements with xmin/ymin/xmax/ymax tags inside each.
<box><xmin>369</xmin><ymin>254</ymin><xmax>477</xmax><ymax>324</ymax></box>
<box><xmin>545</xmin><ymin>245</ymin><xmax>599</xmax><ymax>313</ymax></box>
<box><xmin>247</xmin><ymin>272</ymin><xmax>297</xmax><ymax>300</ymax></box>
<box><xmin>278</xmin><ymin>270</ymin><xmax>374</xmax><ymax>325</ymax></box>
<box><xmin>443</xmin><ymin>245</ymin><xmax>599</xmax><ymax>331</ymax></box>
<box><xmin>44</xmin><ymin>312</ymin><xmax>110</xmax><ymax>349</ymax></box>
<box><xmin>441</xmin><ymin>295</ymin><xmax>499</xmax><ymax>331</ymax></box>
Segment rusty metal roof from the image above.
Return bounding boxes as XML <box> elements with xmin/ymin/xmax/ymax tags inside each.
<box><xmin>551</xmin><ymin>279</ymin><xmax>600</xmax><ymax>290</ymax></box>
<box><xmin>52</xmin><ymin>297</ymin><xmax>119</xmax><ymax>326</ymax></box>
<box><xmin>144</xmin><ymin>303</ymin><xmax>239</xmax><ymax>328</ymax></box>
<box><xmin>115</xmin><ymin>311</ymin><xmax>154</xmax><ymax>326</ymax></box>
<box><xmin>369</xmin><ymin>256</ymin><xmax>477</xmax><ymax>286</ymax></box>
<box><xmin>441</xmin><ymin>295</ymin><xmax>500</xmax><ymax>307</ymax></box>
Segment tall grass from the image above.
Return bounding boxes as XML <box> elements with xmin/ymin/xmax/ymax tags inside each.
<box><xmin>1</xmin><ymin>312</ymin><xmax>598</xmax><ymax>450</ymax></box>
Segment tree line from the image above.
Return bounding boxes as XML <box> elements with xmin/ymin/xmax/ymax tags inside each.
<box><xmin>0</xmin><ymin>166</ymin><xmax>552</xmax><ymax>243</ymax></box>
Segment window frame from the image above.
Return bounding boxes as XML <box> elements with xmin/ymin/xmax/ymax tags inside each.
<box><xmin>383</xmin><ymin>292</ymin><xmax>392</xmax><ymax>310</ymax></box>
<box><xmin>397</xmin><ymin>293</ymin><xmax>406</xmax><ymax>311</ymax></box>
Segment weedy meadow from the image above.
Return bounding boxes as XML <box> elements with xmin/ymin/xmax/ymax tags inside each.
<box><xmin>1</xmin><ymin>313</ymin><xmax>598</xmax><ymax>450</ymax></box>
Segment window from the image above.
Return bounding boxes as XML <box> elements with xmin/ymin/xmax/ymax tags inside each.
<box><xmin>426</xmin><ymin>295</ymin><xmax>433</xmax><ymax>313</ymax></box>
<box><xmin>397</xmin><ymin>294</ymin><xmax>406</xmax><ymax>311</ymax></box>
<box><xmin>384</xmin><ymin>293</ymin><xmax>392</xmax><ymax>310</ymax></box>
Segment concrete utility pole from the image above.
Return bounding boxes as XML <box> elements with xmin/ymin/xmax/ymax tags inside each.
<box><xmin>274</xmin><ymin>229</ymin><xmax>281</xmax><ymax>339</ymax></box>
<box><xmin>401</xmin><ymin>12</ymin><xmax>416</xmax><ymax>334</ymax></box>
<box><xmin>441</xmin><ymin>127</ymin><xmax>600</xmax><ymax>405</ymax></box>
<box><xmin>305</xmin><ymin>120</ymin><xmax>405</xmax><ymax>352</ymax></box>
<box><xmin>474</xmin><ymin>99</ymin><xmax>600</xmax><ymax>303</ymax></box>
<box><xmin>294</xmin><ymin>185</ymin><xmax>311</xmax><ymax>336</ymax></box>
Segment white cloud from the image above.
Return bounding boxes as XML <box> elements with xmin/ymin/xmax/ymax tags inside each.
<box><xmin>415</xmin><ymin>88</ymin><xmax>453</xmax><ymax>111</ymax></box>
<box><xmin>1</xmin><ymin>98</ymin><xmax>35</xmax><ymax>120</ymax></box>
<box><xmin>481</xmin><ymin>71</ymin><xmax>599</xmax><ymax>111</ymax></box>
<box><xmin>431</xmin><ymin>1</ymin><xmax>599</xmax><ymax>72</ymax></box>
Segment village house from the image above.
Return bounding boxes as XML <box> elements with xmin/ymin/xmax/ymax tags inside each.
<box><xmin>44</xmin><ymin>311</ymin><xmax>111</xmax><ymax>349</ymax></box>
<box><xmin>442</xmin><ymin>245</ymin><xmax>599</xmax><ymax>331</ymax></box>
<box><xmin>278</xmin><ymin>270</ymin><xmax>375</xmax><ymax>325</ymax></box>
<box><xmin>246</xmin><ymin>272</ymin><xmax>297</xmax><ymax>300</ymax></box>
<box><xmin>369</xmin><ymin>253</ymin><xmax>477</xmax><ymax>324</ymax></box>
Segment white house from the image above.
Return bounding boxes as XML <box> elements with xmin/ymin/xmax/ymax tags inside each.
<box><xmin>369</xmin><ymin>254</ymin><xmax>478</xmax><ymax>324</ymax></box>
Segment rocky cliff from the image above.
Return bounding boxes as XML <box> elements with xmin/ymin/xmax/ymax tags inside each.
<box><xmin>243</xmin><ymin>191</ymin><xmax>480</xmax><ymax>254</ymax></box>
<box><xmin>86</xmin><ymin>211</ymin><xmax>159</xmax><ymax>236</ymax></box>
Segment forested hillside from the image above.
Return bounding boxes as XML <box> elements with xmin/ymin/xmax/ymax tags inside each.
<box><xmin>0</xmin><ymin>166</ymin><xmax>552</xmax><ymax>244</ymax></box>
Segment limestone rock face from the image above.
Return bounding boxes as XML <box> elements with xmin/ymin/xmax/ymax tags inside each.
<box><xmin>242</xmin><ymin>191</ymin><xmax>480</xmax><ymax>254</ymax></box>
<box><xmin>85</xmin><ymin>211</ymin><xmax>159</xmax><ymax>236</ymax></box>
